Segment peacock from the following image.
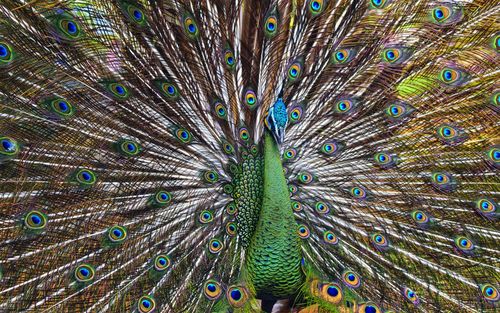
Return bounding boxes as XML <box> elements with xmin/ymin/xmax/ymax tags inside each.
<box><xmin>0</xmin><ymin>0</ymin><xmax>499</xmax><ymax>312</ymax></box>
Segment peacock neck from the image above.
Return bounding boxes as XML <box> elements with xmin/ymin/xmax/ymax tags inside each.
<box><xmin>246</xmin><ymin>130</ymin><xmax>304</xmax><ymax>300</ymax></box>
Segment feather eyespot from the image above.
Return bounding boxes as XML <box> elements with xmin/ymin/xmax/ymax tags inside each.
<box><xmin>334</xmin><ymin>98</ymin><xmax>357</xmax><ymax>115</ymax></box>
<box><xmin>287</xmin><ymin>59</ymin><xmax>304</xmax><ymax>84</ymax></box>
<box><xmin>385</xmin><ymin>101</ymin><xmax>415</xmax><ymax>121</ymax></box>
<box><xmin>320</xmin><ymin>140</ymin><xmax>344</xmax><ymax>156</ymax></box>
<box><xmin>154</xmin><ymin>190</ymin><xmax>172</xmax><ymax>206</ymax></box>
<box><xmin>24</xmin><ymin>211</ymin><xmax>47</xmax><ymax>230</ymax></box>
<box><xmin>221</xmin><ymin>140</ymin><xmax>235</xmax><ymax>155</ymax></box>
<box><xmin>297</xmin><ymin>224</ymin><xmax>310</xmax><ymax>239</ymax></box>
<box><xmin>411</xmin><ymin>210</ymin><xmax>431</xmax><ymax>227</ymax></box>
<box><xmin>244</xmin><ymin>89</ymin><xmax>258</xmax><ymax>109</ymax></box>
<box><xmin>315</xmin><ymin>201</ymin><xmax>330</xmax><ymax>214</ymax></box>
<box><xmin>237</xmin><ymin>127</ymin><xmax>249</xmax><ymax>142</ymax></box>
<box><xmin>370</xmin><ymin>0</ymin><xmax>390</xmax><ymax>9</ymax></box>
<box><xmin>430</xmin><ymin>172</ymin><xmax>455</xmax><ymax>192</ymax></box>
<box><xmin>174</xmin><ymin>128</ymin><xmax>192</xmax><ymax>144</ymax></box>
<box><xmin>116</xmin><ymin>139</ymin><xmax>141</xmax><ymax>156</ymax></box>
<box><xmin>264</xmin><ymin>11</ymin><xmax>279</xmax><ymax>37</ymax></box>
<box><xmin>46</xmin><ymin>98</ymin><xmax>75</xmax><ymax>118</ymax></box>
<box><xmin>298</xmin><ymin>172</ymin><xmax>314</xmax><ymax>184</ymax></box>
<box><xmin>430</xmin><ymin>4</ymin><xmax>462</xmax><ymax>25</ymax></box>
<box><xmin>436</xmin><ymin>124</ymin><xmax>466</xmax><ymax>145</ymax></box>
<box><xmin>359</xmin><ymin>302</ymin><xmax>381</xmax><ymax>313</ymax></box>
<box><xmin>323</xmin><ymin>231</ymin><xmax>339</xmax><ymax>245</ymax></box>
<box><xmin>351</xmin><ymin>186</ymin><xmax>367</xmax><ymax>199</ymax></box>
<box><xmin>481</xmin><ymin>284</ymin><xmax>499</xmax><ymax>303</ymax></box>
<box><xmin>319</xmin><ymin>283</ymin><xmax>343</xmax><ymax>304</ymax></box>
<box><xmin>74</xmin><ymin>264</ymin><xmax>95</xmax><ymax>283</ymax></box>
<box><xmin>0</xmin><ymin>136</ymin><xmax>19</xmax><ymax>157</ymax></box>
<box><xmin>75</xmin><ymin>169</ymin><xmax>97</xmax><ymax>187</ymax></box>
<box><xmin>0</xmin><ymin>42</ymin><xmax>13</xmax><ymax>65</ymax></box>
<box><xmin>58</xmin><ymin>17</ymin><xmax>82</xmax><ymax>39</ymax></box>
<box><xmin>370</xmin><ymin>232</ymin><xmax>390</xmax><ymax>251</ymax></box>
<box><xmin>203</xmin><ymin>170</ymin><xmax>219</xmax><ymax>184</ymax></box>
<box><xmin>475</xmin><ymin>198</ymin><xmax>497</xmax><ymax>218</ymax></box>
<box><xmin>289</xmin><ymin>184</ymin><xmax>299</xmax><ymax>195</ymax></box>
<box><xmin>227</xmin><ymin>286</ymin><xmax>249</xmax><ymax>307</ymax></box>
<box><xmin>342</xmin><ymin>270</ymin><xmax>361</xmax><ymax>288</ymax></box>
<box><xmin>485</xmin><ymin>146</ymin><xmax>500</xmax><ymax>167</ymax></box>
<box><xmin>198</xmin><ymin>210</ymin><xmax>214</xmax><ymax>224</ymax></box>
<box><xmin>226</xmin><ymin>222</ymin><xmax>237</xmax><ymax>236</ymax></box>
<box><xmin>124</xmin><ymin>4</ymin><xmax>147</xmax><ymax>26</ymax></box>
<box><xmin>104</xmin><ymin>82</ymin><xmax>129</xmax><ymax>100</ymax></box>
<box><xmin>291</xmin><ymin>201</ymin><xmax>303</xmax><ymax>212</ymax></box>
<box><xmin>203</xmin><ymin>280</ymin><xmax>222</xmax><ymax>300</ymax></box>
<box><xmin>137</xmin><ymin>296</ymin><xmax>155</xmax><ymax>313</ymax></box>
<box><xmin>382</xmin><ymin>48</ymin><xmax>400</xmax><ymax>63</ymax></box>
<box><xmin>454</xmin><ymin>236</ymin><xmax>474</xmax><ymax>255</ymax></box>
<box><xmin>332</xmin><ymin>47</ymin><xmax>357</xmax><ymax>64</ymax></box>
<box><xmin>154</xmin><ymin>255</ymin><xmax>171</xmax><ymax>271</ymax></box>
<box><xmin>308</xmin><ymin>0</ymin><xmax>327</xmax><ymax>16</ymax></box>
<box><xmin>208</xmin><ymin>238</ymin><xmax>223</xmax><ymax>253</ymax></box>
<box><xmin>158</xmin><ymin>81</ymin><xmax>180</xmax><ymax>100</ymax></box>
<box><xmin>182</xmin><ymin>14</ymin><xmax>199</xmax><ymax>39</ymax></box>
<box><xmin>283</xmin><ymin>148</ymin><xmax>297</xmax><ymax>161</ymax></box>
<box><xmin>439</xmin><ymin>67</ymin><xmax>467</xmax><ymax>86</ymax></box>
<box><xmin>223</xmin><ymin>49</ymin><xmax>236</xmax><ymax>70</ymax></box>
<box><xmin>108</xmin><ymin>226</ymin><xmax>127</xmax><ymax>243</ymax></box>
<box><xmin>374</xmin><ymin>152</ymin><xmax>398</xmax><ymax>168</ymax></box>
<box><xmin>289</xmin><ymin>106</ymin><xmax>304</xmax><ymax>123</ymax></box>
<box><xmin>226</xmin><ymin>202</ymin><xmax>237</xmax><ymax>215</ymax></box>
<box><xmin>403</xmin><ymin>287</ymin><xmax>419</xmax><ymax>305</ymax></box>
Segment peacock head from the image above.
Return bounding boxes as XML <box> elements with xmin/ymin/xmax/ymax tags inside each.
<box><xmin>265</xmin><ymin>96</ymin><xmax>288</xmax><ymax>145</ymax></box>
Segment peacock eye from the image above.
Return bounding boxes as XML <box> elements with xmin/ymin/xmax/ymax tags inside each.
<box><xmin>203</xmin><ymin>170</ymin><xmax>219</xmax><ymax>183</ymax></box>
<box><xmin>203</xmin><ymin>279</ymin><xmax>222</xmax><ymax>300</ymax></box>
<box><xmin>319</xmin><ymin>282</ymin><xmax>343</xmax><ymax>304</ymax></box>
<box><xmin>481</xmin><ymin>284</ymin><xmax>499</xmax><ymax>302</ymax></box>
<box><xmin>160</xmin><ymin>81</ymin><xmax>180</xmax><ymax>100</ymax></box>
<box><xmin>154</xmin><ymin>254</ymin><xmax>171</xmax><ymax>271</ymax></box>
<box><xmin>331</xmin><ymin>47</ymin><xmax>357</xmax><ymax>65</ymax></box>
<box><xmin>208</xmin><ymin>238</ymin><xmax>223</xmax><ymax>253</ymax></box>
<box><xmin>222</xmin><ymin>140</ymin><xmax>235</xmax><ymax>155</ymax></box>
<box><xmin>225</xmin><ymin>222</ymin><xmax>237</xmax><ymax>236</ymax></box>
<box><xmin>226</xmin><ymin>286</ymin><xmax>249</xmax><ymax>308</ymax></box>
<box><xmin>105</xmin><ymin>82</ymin><xmax>130</xmax><ymax>100</ymax></box>
<box><xmin>198</xmin><ymin>210</ymin><xmax>214</xmax><ymax>224</ymax></box>
<box><xmin>486</xmin><ymin>146</ymin><xmax>500</xmax><ymax>164</ymax></box>
<box><xmin>298</xmin><ymin>172</ymin><xmax>314</xmax><ymax>184</ymax></box>
<box><xmin>244</xmin><ymin>89</ymin><xmax>258</xmax><ymax>109</ymax></box>
<box><xmin>287</xmin><ymin>60</ymin><xmax>304</xmax><ymax>84</ymax></box>
<box><xmin>439</xmin><ymin>67</ymin><xmax>467</xmax><ymax>86</ymax></box>
<box><xmin>174</xmin><ymin>128</ymin><xmax>193</xmax><ymax>143</ymax></box>
<box><xmin>370</xmin><ymin>232</ymin><xmax>389</xmax><ymax>251</ymax></box>
<box><xmin>24</xmin><ymin>211</ymin><xmax>47</xmax><ymax>230</ymax></box>
<box><xmin>75</xmin><ymin>169</ymin><xmax>97</xmax><ymax>186</ymax></box>
<box><xmin>264</xmin><ymin>14</ymin><xmax>279</xmax><ymax>37</ymax></box>
<box><xmin>454</xmin><ymin>236</ymin><xmax>474</xmax><ymax>254</ymax></box>
<box><xmin>223</xmin><ymin>49</ymin><xmax>236</xmax><ymax>70</ymax></box>
<box><xmin>74</xmin><ymin>264</ymin><xmax>95</xmax><ymax>282</ymax></box>
<box><xmin>182</xmin><ymin>15</ymin><xmax>199</xmax><ymax>39</ymax></box>
<box><xmin>108</xmin><ymin>226</ymin><xmax>127</xmax><ymax>243</ymax></box>
<box><xmin>358</xmin><ymin>303</ymin><xmax>381</xmax><ymax>313</ymax></box>
<box><xmin>297</xmin><ymin>224</ymin><xmax>310</xmax><ymax>238</ymax></box>
<box><xmin>351</xmin><ymin>186</ymin><xmax>367</xmax><ymax>199</ymax></box>
<box><xmin>125</xmin><ymin>4</ymin><xmax>147</xmax><ymax>26</ymax></box>
<box><xmin>0</xmin><ymin>42</ymin><xmax>13</xmax><ymax>65</ymax></box>
<box><xmin>403</xmin><ymin>287</ymin><xmax>419</xmax><ymax>304</ymax></box>
<box><xmin>226</xmin><ymin>202</ymin><xmax>237</xmax><ymax>215</ymax></box>
<box><xmin>432</xmin><ymin>5</ymin><xmax>451</xmax><ymax>23</ymax></box>
<box><xmin>59</xmin><ymin>18</ymin><xmax>81</xmax><ymax>38</ymax></box>
<box><xmin>308</xmin><ymin>0</ymin><xmax>326</xmax><ymax>16</ymax></box>
<box><xmin>323</xmin><ymin>231</ymin><xmax>339</xmax><ymax>245</ymax></box>
<box><xmin>342</xmin><ymin>270</ymin><xmax>361</xmax><ymax>288</ymax></box>
<box><xmin>0</xmin><ymin>136</ymin><xmax>19</xmax><ymax>156</ymax></box>
<box><xmin>289</xmin><ymin>106</ymin><xmax>304</xmax><ymax>123</ymax></box>
<box><xmin>291</xmin><ymin>201</ymin><xmax>303</xmax><ymax>212</ymax></box>
<box><xmin>239</xmin><ymin>127</ymin><xmax>250</xmax><ymax>141</ymax></box>
<box><xmin>333</xmin><ymin>98</ymin><xmax>356</xmax><ymax>115</ymax></box>
<box><xmin>137</xmin><ymin>296</ymin><xmax>156</xmax><ymax>313</ymax></box>
<box><xmin>315</xmin><ymin>201</ymin><xmax>330</xmax><ymax>214</ymax></box>
<box><xmin>283</xmin><ymin>148</ymin><xmax>297</xmax><ymax>160</ymax></box>
<box><xmin>370</xmin><ymin>0</ymin><xmax>390</xmax><ymax>9</ymax></box>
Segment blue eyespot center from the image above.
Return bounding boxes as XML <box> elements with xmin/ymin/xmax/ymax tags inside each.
<box><xmin>300</xmin><ymin>228</ymin><xmax>306</xmax><ymax>233</ymax></box>
<box><xmin>227</xmin><ymin>56</ymin><xmax>234</xmax><ymax>64</ymax></box>
<box><xmin>290</xmin><ymin>68</ymin><xmax>298</xmax><ymax>77</ymax></box>
<box><xmin>142</xmin><ymin>300</ymin><xmax>151</xmax><ymax>308</ymax></box>
<box><xmin>230</xmin><ymin>289</ymin><xmax>242</xmax><ymax>301</ymax></box>
<box><xmin>133</xmin><ymin>9</ymin><xmax>142</xmax><ymax>20</ymax></box>
<box><xmin>82</xmin><ymin>171</ymin><xmax>91</xmax><ymax>181</ymax></box>
<box><xmin>416</xmin><ymin>213</ymin><xmax>423</xmax><ymax>220</ymax></box>
<box><xmin>348</xmin><ymin>274</ymin><xmax>355</xmax><ymax>281</ymax></box>
<box><xmin>58</xmin><ymin>101</ymin><xmax>69</xmax><ymax>112</ymax></box>
<box><xmin>365</xmin><ymin>306</ymin><xmax>376</xmax><ymax>313</ymax></box>
<box><xmin>435</xmin><ymin>9</ymin><xmax>444</xmax><ymax>19</ymax></box>
<box><xmin>336</xmin><ymin>52</ymin><xmax>345</xmax><ymax>60</ymax></box>
<box><xmin>386</xmin><ymin>51</ymin><xmax>395</xmax><ymax>60</ymax></box>
<box><xmin>409</xmin><ymin>291</ymin><xmax>415</xmax><ymax>298</ymax></box>
<box><xmin>493</xmin><ymin>151</ymin><xmax>500</xmax><ymax>160</ymax></box>
<box><xmin>207</xmin><ymin>284</ymin><xmax>216</xmax><ymax>292</ymax></box>
<box><xmin>159</xmin><ymin>258</ymin><xmax>166</xmax><ymax>265</ymax></box>
<box><xmin>31</xmin><ymin>215</ymin><xmax>42</xmax><ymax>224</ymax></box>
<box><xmin>167</xmin><ymin>86</ymin><xmax>175</xmax><ymax>94</ymax></box>
<box><xmin>267</xmin><ymin>22</ymin><xmax>275</xmax><ymax>31</ymax></box>
<box><xmin>115</xmin><ymin>85</ymin><xmax>125</xmax><ymax>94</ymax></box>
<box><xmin>444</xmin><ymin>70</ymin><xmax>452</xmax><ymax>81</ymax></box>
<box><xmin>375</xmin><ymin>235</ymin><xmax>382</xmax><ymax>242</ymax></box>
<box><xmin>113</xmin><ymin>229</ymin><xmax>122</xmax><ymax>237</ymax></box>
<box><xmin>481</xmin><ymin>201</ymin><xmax>490</xmax><ymax>209</ymax></box>
<box><xmin>2</xmin><ymin>139</ymin><xmax>14</xmax><ymax>151</ymax></box>
<box><xmin>80</xmin><ymin>268</ymin><xmax>90</xmax><ymax>276</ymax></box>
<box><xmin>443</xmin><ymin>127</ymin><xmax>452</xmax><ymax>136</ymax></box>
<box><xmin>160</xmin><ymin>193</ymin><xmax>168</xmax><ymax>200</ymax></box>
<box><xmin>212</xmin><ymin>241</ymin><xmax>219</xmax><ymax>248</ymax></box>
<box><xmin>67</xmin><ymin>21</ymin><xmax>77</xmax><ymax>34</ymax></box>
<box><xmin>436</xmin><ymin>175</ymin><xmax>444</xmax><ymax>182</ymax></box>
<box><xmin>460</xmin><ymin>239</ymin><xmax>468</xmax><ymax>246</ymax></box>
<box><xmin>327</xmin><ymin>234</ymin><xmax>334</xmax><ymax>240</ymax></box>
<box><xmin>181</xmin><ymin>131</ymin><xmax>188</xmax><ymax>139</ymax></box>
<box><xmin>486</xmin><ymin>287</ymin><xmax>493</xmax><ymax>295</ymax></box>
<box><xmin>188</xmin><ymin>24</ymin><xmax>196</xmax><ymax>33</ymax></box>
<box><xmin>338</xmin><ymin>102</ymin><xmax>347</xmax><ymax>111</ymax></box>
<box><xmin>327</xmin><ymin>286</ymin><xmax>338</xmax><ymax>297</ymax></box>
<box><xmin>311</xmin><ymin>1</ymin><xmax>320</xmax><ymax>11</ymax></box>
<box><xmin>0</xmin><ymin>45</ymin><xmax>8</xmax><ymax>57</ymax></box>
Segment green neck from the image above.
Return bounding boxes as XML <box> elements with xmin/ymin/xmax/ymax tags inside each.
<box><xmin>246</xmin><ymin>131</ymin><xmax>304</xmax><ymax>299</ymax></box>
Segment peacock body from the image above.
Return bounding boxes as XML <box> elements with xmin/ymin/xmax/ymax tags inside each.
<box><xmin>0</xmin><ymin>0</ymin><xmax>499</xmax><ymax>312</ymax></box>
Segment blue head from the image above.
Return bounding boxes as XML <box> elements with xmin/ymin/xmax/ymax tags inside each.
<box><xmin>266</xmin><ymin>97</ymin><xmax>288</xmax><ymax>144</ymax></box>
